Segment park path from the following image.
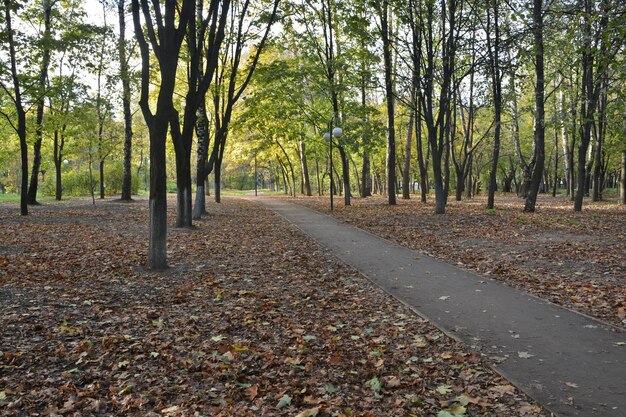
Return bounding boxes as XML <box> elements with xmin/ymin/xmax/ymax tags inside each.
<box><xmin>255</xmin><ymin>197</ymin><xmax>625</xmax><ymax>417</ymax></box>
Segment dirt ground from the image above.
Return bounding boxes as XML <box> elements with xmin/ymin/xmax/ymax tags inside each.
<box><xmin>0</xmin><ymin>197</ymin><xmax>548</xmax><ymax>416</ymax></box>
<box><xmin>293</xmin><ymin>193</ymin><xmax>626</xmax><ymax>328</ymax></box>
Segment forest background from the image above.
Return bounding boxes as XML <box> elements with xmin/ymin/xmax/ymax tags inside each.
<box><xmin>1</xmin><ymin>0</ymin><xmax>625</xmax><ymax>267</ymax></box>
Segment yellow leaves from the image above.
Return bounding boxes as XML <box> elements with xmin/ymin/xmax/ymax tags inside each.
<box><xmin>214</xmin><ymin>288</ymin><xmax>224</xmax><ymax>300</ymax></box>
<box><xmin>440</xmin><ymin>351</ymin><xmax>453</xmax><ymax>360</ymax></box>
<box><xmin>489</xmin><ymin>384</ymin><xmax>515</xmax><ymax>396</ymax></box>
<box><xmin>413</xmin><ymin>336</ymin><xmax>428</xmax><ymax>348</ymax></box>
<box><xmin>58</xmin><ymin>324</ymin><xmax>82</xmax><ymax>336</ymax></box>
<box><xmin>294</xmin><ymin>407</ymin><xmax>320</xmax><ymax>417</ymax></box>
<box><xmin>161</xmin><ymin>405</ymin><xmax>180</xmax><ymax>415</ymax></box>
<box><xmin>435</xmin><ymin>385</ymin><xmax>453</xmax><ymax>395</ymax></box>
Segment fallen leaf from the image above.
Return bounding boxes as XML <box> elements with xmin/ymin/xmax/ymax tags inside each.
<box><xmin>436</xmin><ymin>385</ymin><xmax>452</xmax><ymax>395</ymax></box>
<box><xmin>294</xmin><ymin>407</ymin><xmax>320</xmax><ymax>417</ymax></box>
<box><xmin>245</xmin><ymin>385</ymin><xmax>259</xmax><ymax>401</ymax></box>
<box><xmin>277</xmin><ymin>394</ymin><xmax>292</xmax><ymax>409</ymax></box>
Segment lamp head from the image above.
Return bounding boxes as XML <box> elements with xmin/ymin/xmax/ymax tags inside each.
<box><xmin>332</xmin><ymin>127</ymin><xmax>343</xmax><ymax>138</ymax></box>
<box><xmin>323</xmin><ymin>132</ymin><xmax>331</xmax><ymax>141</ymax></box>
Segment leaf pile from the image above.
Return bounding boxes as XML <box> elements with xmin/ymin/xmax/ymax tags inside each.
<box><xmin>294</xmin><ymin>194</ymin><xmax>626</xmax><ymax>327</ymax></box>
<box><xmin>0</xmin><ymin>198</ymin><xmax>547</xmax><ymax>416</ymax></box>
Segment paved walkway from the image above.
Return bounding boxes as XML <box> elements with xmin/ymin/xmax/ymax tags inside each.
<box><xmin>256</xmin><ymin>198</ymin><xmax>625</xmax><ymax>417</ymax></box>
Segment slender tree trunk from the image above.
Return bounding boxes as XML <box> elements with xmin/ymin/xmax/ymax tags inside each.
<box><xmin>54</xmin><ymin>131</ymin><xmax>62</xmax><ymax>200</ymax></box>
<box><xmin>416</xmin><ymin>104</ymin><xmax>427</xmax><ymax>203</ymax></box>
<box><xmin>99</xmin><ymin>160</ymin><xmax>105</xmax><ymax>199</ymax></box>
<box><xmin>338</xmin><ymin>146</ymin><xmax>350</xmax><ymax>203</ymax></box>
<box><xmin>552</xmin><ymin>126</ymin><xmax>559</xmax><ymax>197</ymax></box>
<box><xmin>300</xmin><ymin>140</ymin><xmax>312</xmax><ymax>196</ymax></box>
<box><xmin>27</xmin><ymin>1</ymin><xmax>53</xmax><ymax>205</ymax></box>
<box><xmin>487</xmin><ymin>0</ymin><xmax>502</xmax><ymax>210</ymax></box>
<box><xmin>119</xmin><ymin>0</ymin><xmax>134</xmax><ymax>201</ymax></box>
<box><xmin>359</xmin><ymin>56</ymin><xmax>371</xmax><ymax>198</ymax></box>
<box><xmin>619</xmin><ymin>149</ymin><xmax>626</xmax><ymax>204</ymax></box>
<box><xmin>403</xmin><ymin>112</ymin><xmax>414</xmax><ymax>199</ymax></box>
<box><xmin>193</xmin><ymin>100</ymin><xmax>209</xmax><ymax>219</ymax></box>
<box><xmin>524</xmin><ymin>0</ymin><xmax>545</xmax><ymax>212</ymax></box>
<box><xmin>361</xmin><ymin>154</ymin><xmax>371</xmax><ymax>197</ymax></box>
<box><xmin>380</xmin><ymin>0</ymin><xmax>396</xmax><ymax>205</ymax></box>
<box><xmin>3</xmin><ymin>1</ymin><xmax>28</xmax><ymax>215</ymax></box>
<box><xmin>315</xmin><ymin>151</ymin><xmax>322</xmax><ymax>196</ymax></box>
<box><xmin>592</xmin><ymin>83</ymin><xmax>607</xmax><ymax>201</ymax></box>
<box><xmin>559</xmin><ymin>88</ymin><xmax>572</xmax><ymax>197</ymax></box>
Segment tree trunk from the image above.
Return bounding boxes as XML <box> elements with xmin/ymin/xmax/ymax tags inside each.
<box><xmin>119</xmin><ymin>0</ymin><xmax>134</xmax><ymax>201</ymax></box>
<box><xmin>315</xmin><ymin>151</ymin><xmax>322</xmax><ymax>195</ymax></box>
<box><xmin>559</xmin><ymin>89</ymin><xmax>572</xmax><ymax>198</ymax></box>
<box><xmin>193</xmin><ymin>100</ymin><xmax>209</xmax><ymax>219</ymax></box>
<box><xmin>337</xmin><ymin>145</ymin><xmax>350</xmax><ymax>205</ymax></box>
<box><xmin>300</xmin><ymin>140</ymin><xmax>312</xmax><ymax>196</ymax></box>
<box><xmin>524</xmin><ymin>0</ymin><xmax>545</xmax><ymax>212</ymax></box>
<box><xmin>380</xmin><ymin>0</ymin><xmax>396</xmax><ymax>205</ymax></box>
<box><xmin>27</xmin><ymin>1</ymin><xmax>53</xmax><ymax>205</ymax></box>
<box><xmin>486</xmin><ymin>0</ymin><xmax>502</xmax><ymax>210</ymax></box>
<box><xmin>147</xmin><ymin>115</ymin><xmax>169</xmax><ymax>270</ymax></box>
<box><xmin>432</xmin><ymin>147</ymin><xmax>446</xmax><ymax>214</ymax></box>
<box><xmin>99</xmin><ymin>160</ymin><xmax>105</xmax><ymax>199</ymax></box>
<box><xmin>619</xmin><ymin>149</ymin><xmax>626</xmax><ymax>204</ymax></box>
<box><xmin>403</xmin><ymin>112</ymin><xmax>414</xmax><ymax>199</ymax></box>
<box><xmin>361</xmin><ymin>153</ymin><xmax>371</xmax><ymax>197</ymax></box>
<box><xmin>54</xmin><ymin>131</ymin><xmax>62</xmax><ymax>200</ymax></box>
<box><xmin>592</xmin><ymin>83</ymin><xmax>607</xmax><ymax>202</ymax></box>
<box><xmin>416</xmin><ymin>106</ymin><xmax>427</xmax><ymax>203</ymax></box>
<box><xmin>3</xmin><ymin>0</ymin><xmax>28</xmax><ymax>215</ymax></box>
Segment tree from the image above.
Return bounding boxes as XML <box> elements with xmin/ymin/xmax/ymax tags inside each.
<box><xmin>1</xmin><ymin>0</ymin><xmax>29</xmax><ymax>215</ymax></box>
<box><xmin>118</xmin><ymin>0</ymin><xmax>134</xmax><ymax>201</ymax></box>
<box><xmin>573</xmin><ymin>0</ymin><xmax>623</xmax><ymax>211</ymax></box>
<box><xmin>200</xmin><ymin>0</ymin><xmax>280</xmax><ymax>208</ymax></box>
<box><xmin>374</xmin><ymin>0</ymin><xmax>396</xmax><ymax>204</ymax></box>
<box><xmin>131</xmin><ymin>0</ymin><xmax>194</xmax><ymax>269</ymax></box>
<box><xmin>523</xmin><ymin>0</ymin><xmax>545</xmax><ymax>212</ymax></box>
<box><xmin>486</xmin><ymin>0</ymin><xmax>504</xmax><ymax>210</ymax></box>
<box><xmin>26</xmin><ymin>0</ymin><xmax>55</xmax><ymax>205</ymax></box>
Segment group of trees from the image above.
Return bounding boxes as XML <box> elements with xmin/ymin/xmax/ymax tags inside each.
<box><xmin>2</xmin><ymin>0</ymin><xmax>625</xmax><ymax>268</ymax></box>
<box><xmin>231</xmin><ymin>0</ymin><xmax>626</xmax><ymax>215</ymax></box>
<box><xmin>1</xmin><ymin>0</ymin><xmax>139</xmax><ymax>212</ymax></box>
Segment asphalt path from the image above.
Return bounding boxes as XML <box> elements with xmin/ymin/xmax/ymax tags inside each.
<box><xmin>256</xmin><ymin>197</ymin><xmax>626</xmax><ymax>417</ymax></box>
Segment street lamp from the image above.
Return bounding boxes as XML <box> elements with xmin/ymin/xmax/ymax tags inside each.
<box><xmin>323</xmin><ymin>121</ymin><xmax>343</xmax><ymax>211</ymax></box>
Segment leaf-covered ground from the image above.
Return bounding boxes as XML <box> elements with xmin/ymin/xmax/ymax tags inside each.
<box><xmin>0</xmin><ymin>197</ymin><xmax>547</xmax><ymax>416</ymax></box>
<box><xmin>294</xmin><ymin>194</ymin><xmax>626</xmax><ymax>328</ymax></box>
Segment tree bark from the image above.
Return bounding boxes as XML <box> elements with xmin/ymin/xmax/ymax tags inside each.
<box><xmin>524</xmin><ymin>0</ymin><xmax>545</xmax><ymax>212</ymax></box>
<box><xmin>300</xmin><ymin>139</ymin><xmax>312</xmax><ymax>196</ymax></box>
<box><xmin>403</xmin><ymin>112</ymin><xmax>414</xmax><ymax>199</ymax></box>
<box><xmin>487</xmin><ymin>0</ymin><xmax>502</xmax><ymax>210</ymax></box>
<box><xmin>27</xmin><ymin>0</ymin><xmax>53</xmax><ymax>205</ymax></box>
<box><xmin>193</xmin><ymin>100</ymin><xmax>209</xmax><ymax>219</ymax></box>
<box><xmin>3</xmin><ymin>0</ymin><xmax>28</xmax><ymax>215</ymax></box>
<box><xmin>592</xmin><ymin>81</ymin><xmax>608</xmax><ymax>201</ymax></box>
<box><xmin>379</xmin><ymin>0</ymin><xmax>396</xmax><ymax>205</ymax></box>
<box><xmin>119</xmin><ymin>0</ymin><xmax>134</xmax><ymax>201</ymax></box>
<box><xmin>619</xmin><ymin>149</ymin><xmax>626</xmax><ymax>205</ymax></box>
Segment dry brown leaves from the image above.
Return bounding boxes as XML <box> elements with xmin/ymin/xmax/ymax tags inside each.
<box><xmin>294</xmin><ymin>194</ymin><xmax>626</xmax><ymax>328</ymax></box>
<box><xmin>0</xmin><ymin>197</ymin><xmax>547</xmax><ymax>416</ymax></box>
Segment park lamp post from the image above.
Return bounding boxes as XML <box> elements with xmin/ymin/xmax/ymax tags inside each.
<box><xmin>323</xmin><ymin>121</ymin><xmax>343</xmax><ymax>211</ymax></box>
